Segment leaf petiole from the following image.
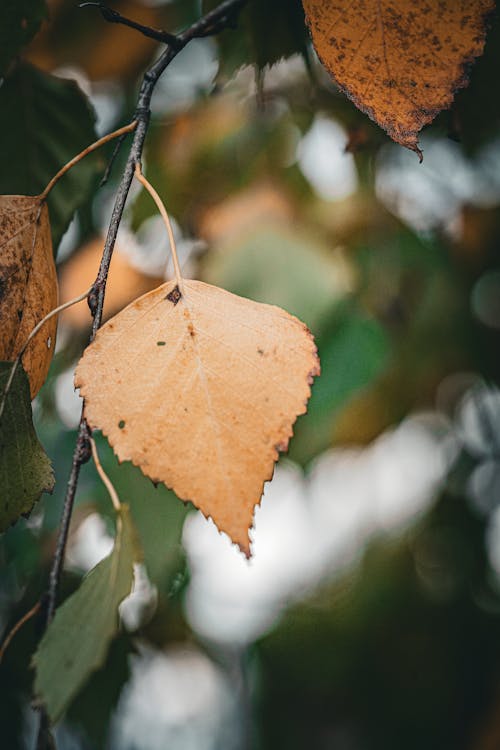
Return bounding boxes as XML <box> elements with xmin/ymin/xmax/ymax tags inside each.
<box><xmin>39</xmin><ymin>121</ymin><xmax>137</xmax><ymax>202</ymax></box>
<box><xmin>134</xmin><ymin>163</ymin><xmax>184</xmax><ymax>288</ymax></box>
<box><xmin>90</xmin><ymin>437</ymin><xmax>122</xmax><ymax>512</ymax></box>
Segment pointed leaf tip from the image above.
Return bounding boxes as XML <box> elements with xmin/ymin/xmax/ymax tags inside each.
<box><xmin>302</xmin><ymin>0</ymin><xmax>494</xmax><ymax>153</ymax></box>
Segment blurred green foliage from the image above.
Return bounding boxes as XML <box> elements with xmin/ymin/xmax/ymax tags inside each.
<box><xmin>0</xmin><ymin>63</ymin><xmax>100</xmax><ymax>250</ymax></box>
<box><xmin>0</xmin><ymin>0</ymin><xmax>47</xmax><ymax>77</ymax></box>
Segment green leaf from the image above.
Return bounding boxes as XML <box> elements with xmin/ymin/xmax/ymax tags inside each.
<box><xmin>0</xmin><ymin>1</ymin><xmax>48</xmax><ymax>77</ymax></box>
<box><xmin>203</xmin><ymin>222</ymin><xmax>346</xmax><ymax>330</ymax></box>
<box><xmin>290</xmin><ymin>306</ymin><xmax>391</xmax><ymax>464</ymax></box>
<box><xmin>0</xmin><ymin>362</ymin><xmax>54</xmax><ymax>532</ymax></box>
<box><xmin>0</xmin><ymin>62</ymin><xmax>99</xmax><ymax>251</ymax></box>
<box><xmin>205</xmin><ymin>0</ymin><xmax>308</xmax><ymax>77</ymax></box>
<box><xmin>87</xmin><ymin>437</ymin><xmax>189</xmax><ymax>594</ymax></box>
<box><xmin>66</xmin><ymin>634</ymin><xmax>134</xmax><ymax>747</ymax></box>
<box><xmin>34</xmin><ymin>504</ymin><xmax>139</xmax><ymax>723</ymax></box>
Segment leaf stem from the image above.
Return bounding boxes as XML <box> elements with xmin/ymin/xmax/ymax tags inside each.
<box><xmin>134</xmin><ymin>163</ymin><xmax>183</xmax><ymax>287</ymax></box>
<box><xmin>90</xmin><ymin>437</ymin><xmax>121</xmax><ymax>512</ymax></box>
<box><xmin>39</xmin><ymin>121</ymin><xmax>137</xmax><ymax>202</ymax></box>
<box><xmin>0</xmin><ymin>601</ymin><xmax>41</xmax><ymax>665</ymax></box>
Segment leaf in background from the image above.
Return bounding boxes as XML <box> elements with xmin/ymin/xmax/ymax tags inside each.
<box><xmin>290</xmin><ymin>305</ymin><xmax>391</xmax><ymax>464</ymax></box>
<box><xmin>75</xmin><ymin>280</ymin><xmax>320</xmax><ymax>556</ymax></box>
<box><xmin>34</xmin><ymin>504</ymin><xmax>138</xmax><ymax>723</ymax></box>
<box><xmin>88</xmin><ymin>438</ymin><xmax>189</xmax><ymax>593</ymax></box>
<box><xmin>0</xmin><ymin>63</ymin><xmax>99</xmax><ymax>251</ymax></box>
<box><xmin>452</xmin><ymin>9</ymin><xmax>500</xmax><ymax>152</ymax></box>
<box><xmin>66</xmin><ymin>634</ymin><xmax>133</xmax><ymax>748</ymax></box>
<box><xmin>114</xmin><ymin>466</ymin><xmax>188</xmax><ymax>593</ymax></box>
<box><xmin>59</xmin><ymin>236</ymin><xmax>163</xmax><ymax>331</ymax></box>
<box><xmin>0</xmin><ymin>0</ymin><xmax>47</xmax><ymax>77</ymax></box>
<box><xmin>205</xmin><ymin>0</ymin><xmax>308</xmax><ymax>78</ymax></box>
<box><xmin>0</xmin><ymin>196</ymin><xmax>57</xmax><ymax>398</ymax></box>
<box><xmin>202</xmin><ymin>221</ymin><xmax>349</xmax><ymax>330</ymax></box>
<box><xmin>0</xmin><ymin>362</ymin><xmax>54</xmax><ymax>532</ymax></box>
<box><xmin>302</xmin><ymin>0</ymin><xmax>494</xmax><ymax>156</ymax></box>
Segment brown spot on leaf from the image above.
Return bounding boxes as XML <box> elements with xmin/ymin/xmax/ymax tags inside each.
<box><xmin>166</xmin><ymin>285</ymin><xmax>182</xmax><ymax>305</ymax></box>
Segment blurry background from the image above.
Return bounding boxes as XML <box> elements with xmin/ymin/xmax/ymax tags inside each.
<box><xmin>1</xmin><ymin>1</ymin><xmax>500</xmax><ymax>748</ymax></box>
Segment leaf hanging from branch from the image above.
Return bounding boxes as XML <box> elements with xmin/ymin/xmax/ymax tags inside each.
<box><xmin>302</xmin><ymin>0</ymin><xmax>495</xmax><ymax>156</ymax></box>
<box><xmin>0</xmin><ymin>361</ymin><xmax>54</xmax><ymax>532</ymax></box>
<box><xmin>34</xmin><ymin>504</ymin><xmax>138</xmax><ymax>723</ymax></box>
<box><xmin>75</xmin><ymin>279</ymin><xmax>320</xmax><ymax>556</ymax></box>
<box><xmin>0</xmin><ymin>196</ymin><xmax>58</xmax><ymax>398</ymax></box>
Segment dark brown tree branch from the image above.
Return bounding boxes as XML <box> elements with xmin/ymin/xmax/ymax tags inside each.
<box><xmin>35</xmin><ymin>0</ymin><xmax>249</xmax><ymax>746</ymax></box>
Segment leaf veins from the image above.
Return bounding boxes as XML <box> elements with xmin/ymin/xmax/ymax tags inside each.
<box><xmin>75</xmin><ymin>279</ymin><xmax>320</xmax><ymax>556</ymax></box>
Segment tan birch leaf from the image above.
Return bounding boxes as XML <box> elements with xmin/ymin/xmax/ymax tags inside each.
<box><xmin>302</xmin><ymin>0</ymin><xmax>494</xmax><ymax>156</ymax></box>
<box><xmin>75</xmin><ymin>280</ymin><xmax>320</xmax><ymax>556</ymax></box>
<box><xmin>0</xmin><ymin>196</ymin><xmax>58</xmax><ymax>398</ymax></box>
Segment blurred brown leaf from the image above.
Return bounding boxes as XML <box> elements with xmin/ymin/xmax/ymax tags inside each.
<box><xmin>59</xmin><ymin>235</ymin><xmax>163</xmax><ymax>330</ymax></box>
<box><xmin>198</xmin><ymin>182</ymin><xmax>294</xmax><ymax>244</ymax></box>
<box><xmin>27</xmin><ymin>1</ymin><xmax>161</xmax><ymax>81</ymax></box>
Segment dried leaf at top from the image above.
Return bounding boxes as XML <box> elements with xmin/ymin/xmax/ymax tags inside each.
<box><xmin>0</xmin><ymin>196</ymin><xmax>58</xmax><ymax>398</ymax></box>
<box><xmin>302</xmin><ymin>0</ymin><xmax>494</xmax><ymax>155</ymax></box>
<box><xmin>75</xmin><ymin>280</ymin><xmax>320</xmax><ymax>556</ymax></box>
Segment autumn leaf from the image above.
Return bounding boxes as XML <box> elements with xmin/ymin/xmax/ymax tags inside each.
<box><xmin>34</xmin><ymin>504</ymin><xmax>138</xmax><ymax>722</ymax></box>
<box><xmin>75</xmin><ymin>280</ymin><xmax>320</xmax><ymax>555</ymax></box>
<box><xmin>0</xmin><ymin>361</ymin><xmax>54</xmax><ymax>531</ymax></box>
<box><xmin>0</xmin><ymin>196</ymin><xmax>58</xmax><ymax>398</ymax></box>
<box><xmin>302</xmin><ymin>0</ymin><xmax>494</xmax><ymax>156</ymax></box>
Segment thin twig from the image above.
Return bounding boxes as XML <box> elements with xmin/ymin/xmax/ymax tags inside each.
<box><xmin>39</xmin><ymin>121</ymin><xmax>137</xmax><ymax>201</ymax></box>
<box><xmin>79</xmin><ymin>2</ymin><xmax>181</xmax><ymax>47</ymax></box>
<box><xmin>134</xmin><ymin>163</ymin><xmax>183</xmax><ymax>286</ymax></box>
<box><xmin>90</xmin><ymin>438</ymin><xmax>121</xmax><ymax>512</ymax></box>
<box><xmin>0</xmin><ymin>601</ymin><xmax>41</xmax><ymax>665</ymax></box>
<box><xmin>100</xmin><ymin>130</ymin><xmax>128</xmax><ymax>187</ymax></box>
<box><xmin>35</xmin><ymin>2</ymin><xmax>249</xmax><ymax>745</ymax></box>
